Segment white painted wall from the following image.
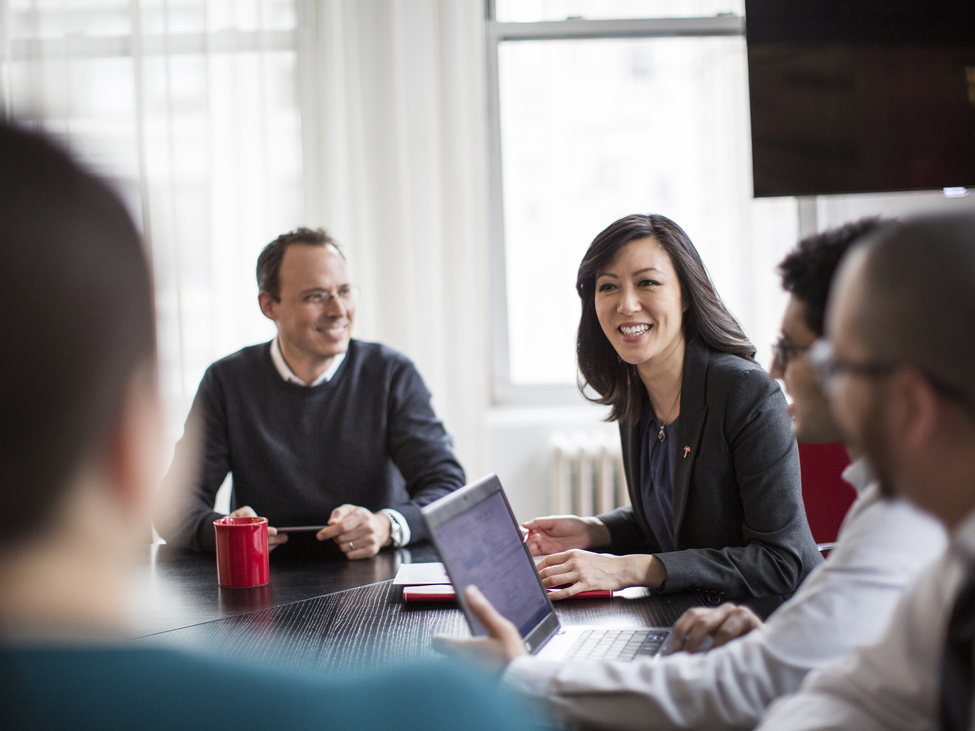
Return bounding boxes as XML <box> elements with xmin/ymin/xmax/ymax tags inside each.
<box><xmin>480</xmin><ymin>402</ymin><xmax>617</xmax><ymax>524</ymax></box>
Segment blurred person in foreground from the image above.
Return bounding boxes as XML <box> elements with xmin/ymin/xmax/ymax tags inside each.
<box><xmin>758</xmin><ymin>211</ymin><xmax>975</xmax><ymax>729</ymax></box>
<box><xmin>436</xmin><ymin>219</ymin><xmax>946</xmax><ymax>731</ymax></box>
<box><xmin>0</xmin><ymin>122</ymin><xmax>536</xmax><ymax>731</ymax></box>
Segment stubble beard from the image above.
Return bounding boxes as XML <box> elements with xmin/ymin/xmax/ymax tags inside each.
<box><xmin>856</xmin><ymin>393</ymin><xmax>900</xmax><ymax>500</ymax></box>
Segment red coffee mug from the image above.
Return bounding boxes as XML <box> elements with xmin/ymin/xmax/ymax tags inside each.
<box><xmin>213</xmin><ymin>516</ymin><xmax>270</xmax><ymax>588</ymax></box>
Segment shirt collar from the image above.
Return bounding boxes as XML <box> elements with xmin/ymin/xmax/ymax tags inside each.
<box><xmin>844</xmin><ymin>455</ymin><xmax>974</xmax><ymax>562</ymax></box>
<box><xmin>270</xmin><ymin>337</ymin><xmax>345</xmax><ymax>387</ymax></box>
<box><xmin>841</xmin><ymin>456</ymin><xmax>876</xmax><ymax>496</ymax></box>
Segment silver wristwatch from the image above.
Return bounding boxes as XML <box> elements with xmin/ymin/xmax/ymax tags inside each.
<box><xmin>381</xmin><ymin>509</ymin><xmax>405</xmax><ymax>547</ymax></box>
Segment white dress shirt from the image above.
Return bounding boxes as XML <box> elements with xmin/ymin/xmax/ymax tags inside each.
<box><xmin>269</xmin><ymin>336</ymin><xmax>346</xmax><ymax>386</ymax></box>
<box><xmin>268</xmin><ymin>337</ymin><xmax>409</xmax><ymax>546</ymax></box>
<box><xmin>503</xmin><ymin>458</ymin><xmax>947</xmax><ymax>731</ymax></box>
<box><xmin>757</xmin><ymin>504</ymin><xmax>975</xmax><ymax>731</ymax></box>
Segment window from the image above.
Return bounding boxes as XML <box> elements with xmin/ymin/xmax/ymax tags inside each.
<box><xmin>488</xmin><ymin>3</ymin><xmax>799</xmax><ymax>398</ymax></box>
<box><xmin>2</xmin><ymin>0</ymin><xmax>303</xmax><ymax>433</ymax></box>
<box><xmin>495</xmin><ymin>0</ymin><xmax>743</xmax><ymax>22</ymax></box>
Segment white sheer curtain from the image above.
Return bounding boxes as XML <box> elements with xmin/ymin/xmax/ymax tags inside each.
<box><xmin>296</xmin><ymin>0</ymin><xmax>491</xmax><ymax>476</ymax></box>
<box><xmin>2</xmin><ymin>0</ymin><xmax>495</xmax><ymax>478</ymax></box>
<box><xmin>1</xmin><ymin>0</ymin><xmax>306</xmax><ymax>449</ymax></box>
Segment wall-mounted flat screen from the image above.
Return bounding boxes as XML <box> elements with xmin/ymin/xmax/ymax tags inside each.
<box><xmin>745</xmin><ymin>0</ymin><xmax>975</xmax><ymax>197</ymax></box>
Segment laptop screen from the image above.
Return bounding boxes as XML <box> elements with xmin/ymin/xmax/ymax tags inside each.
<box><xmin>424</xmin><ymin>476</ymin><xmax>553</xmax><ymax>639</ymax></box>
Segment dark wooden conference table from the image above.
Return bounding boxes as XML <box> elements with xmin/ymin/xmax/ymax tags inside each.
<box><xmin>133</xmin><ymin>542</ymin><xmax>735</xmax><ymax>674</ymax></box>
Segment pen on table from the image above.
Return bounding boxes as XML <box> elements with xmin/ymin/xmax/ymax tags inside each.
<box><xmin>276</xmin><ymin>525</ymin><xmax>328</xmax><ymax>533</ymax></box>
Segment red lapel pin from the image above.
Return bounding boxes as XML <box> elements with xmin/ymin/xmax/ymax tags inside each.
<box><xmin>683</xmin><ymin>446</ymin><xmax>691</xmax><ymax>459</ymax></box>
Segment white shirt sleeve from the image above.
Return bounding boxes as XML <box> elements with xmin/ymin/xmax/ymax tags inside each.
<box><xmin>758</xmin><ymin>551</ymin><xmax>963</xmax><ymax>731</ymax></box>
<box><xmin>502</xmin><ymin>482</ymin><xmax>947</xmax><ymax>731</ymax></box>
<box><xmin>504</xmin><ymin>632</ymin><xmax>811</xmax><ymax>731</ymax></box>
<box><xmin>379</xmin><ymin>508</ymin><xmax>411</xmax><ymax>547</ymax></box>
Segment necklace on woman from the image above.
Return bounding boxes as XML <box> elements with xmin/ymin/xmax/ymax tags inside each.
<box><xmin>657</xmin><ymin>387</ymin><xmax>682</xmax><ymax>441</ymax></box>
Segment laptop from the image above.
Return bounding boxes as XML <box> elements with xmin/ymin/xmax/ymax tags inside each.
<box><xmin>422</xmin><ymin>473</ymin><xmax>676</xmax><ymax>662</ymax></box>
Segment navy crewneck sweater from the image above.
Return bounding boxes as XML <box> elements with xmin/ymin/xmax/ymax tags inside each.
<box><xmin>158</xmin><ymin>340</ymin><xmax>466</xmax><ymax>553</ymax></box>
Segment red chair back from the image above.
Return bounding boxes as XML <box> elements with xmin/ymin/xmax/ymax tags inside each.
<box><xmin>797</xmin><ymin>442</ymin><xmax>856</xmax><ymax>544</ymax></box>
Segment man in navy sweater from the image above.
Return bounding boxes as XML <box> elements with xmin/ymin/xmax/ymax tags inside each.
<box><xmin>157</xmin><ymin>228</ymin><xmax>466</xmax><ymax>558</ymax></box>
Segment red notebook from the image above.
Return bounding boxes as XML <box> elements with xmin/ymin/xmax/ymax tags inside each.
<box><xmin>402</xmin><ymin>584</ymin><xmax>613</xmax><ymax>602</ymax></box>
<box><xmin>402</xmin><ymin>585</ymin><xmax>458</xmax><ymax>602</ymax></box>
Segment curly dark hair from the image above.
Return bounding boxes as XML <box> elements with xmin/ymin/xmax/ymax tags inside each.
<box><xmin>577</xmin><ymin>214</ymin><xmax>755</xmax><ymax>423</ymax></box>
<box><xmin>777</xmin><ymin>218</ymin><xmax>884</xmax><ymax>337</ymax></box>
<box><xmin>256</xmin><ymin>227</ymin><xmax>344</xmax><ymax>300</ymax></box>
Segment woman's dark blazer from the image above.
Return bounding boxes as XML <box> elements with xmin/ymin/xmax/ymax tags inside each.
<box><xmin>598</xmin><ymin>338</ymin><xmax>822</xmax><ymax>598</ymax></box>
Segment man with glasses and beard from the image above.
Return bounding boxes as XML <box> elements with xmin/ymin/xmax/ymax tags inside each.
<box><xmin>758</xmin><ymin>211</ymin><xmax>975</xmax><ymax>730</ymax></box>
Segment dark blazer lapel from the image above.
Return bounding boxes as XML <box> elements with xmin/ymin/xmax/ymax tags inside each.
<box><xmin>672</xmin><ymin>339</ymin><xmax>710</xmax><ymax>539</ymax></box>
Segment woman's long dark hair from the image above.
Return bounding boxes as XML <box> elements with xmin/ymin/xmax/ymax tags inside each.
<box><xmin>577</xmin><ymin>214</ymin><xmax>755</xmax><ymax>423</ymax></box>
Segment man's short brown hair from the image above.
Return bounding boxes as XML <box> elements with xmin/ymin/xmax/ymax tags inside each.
<box><xmin>256</xmin><ymin>227</ymin><xmax>344</xmax><ymax>300</ymax></box>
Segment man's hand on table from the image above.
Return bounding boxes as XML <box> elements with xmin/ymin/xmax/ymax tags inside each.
<box><xmin>316</xmin><ymin>504</ymin><xmax>391</xmax><ymax>559</ymax></box>
<box><xmin>670</xmin><ymin>602</ymin><xmax>763</xmax><ymax>652</ymax></box>
<box><xmin>228</xmin><ymin>505</ymin><xmax>288</xmax><ymax>551</ymax></box>
<box><xmin>432</xmin><ymin>586</ymin><xmax>528</xmax><ymax>673</ymax></box>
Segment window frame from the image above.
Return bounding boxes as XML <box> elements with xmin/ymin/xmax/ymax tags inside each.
<box><xmin>485</xmin><ymin>3</ymin><xmax>746</xmax><ymax>405</ymax></box>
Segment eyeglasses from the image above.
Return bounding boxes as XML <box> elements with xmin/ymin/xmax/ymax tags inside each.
<box><xmin>808</xmin><ymin>339</ymin><xmax>897</xmax><ymax>396</ymax></box>
<box><xmin>771</xmin><ymin>336</ymin><xmax>809</xmax><ymax>372</ymax></box>
<box><xmin>810</xmin><ymin>338</ymin><xmax>975</xmax><ymax>421</ymax></box>
<box><xmin>293</xmin><ymin>286</ymin><xmax>360</xmax><ymax>307</ymax></box>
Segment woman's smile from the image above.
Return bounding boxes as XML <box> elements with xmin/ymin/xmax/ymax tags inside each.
<box><xmin>619</xmin><ymin>323</ymin><xmax>651</xmax><ymax>338</ymax></box>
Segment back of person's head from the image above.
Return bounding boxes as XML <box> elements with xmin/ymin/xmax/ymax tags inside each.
<box><xmin>853</xmin><ymin>211</ymin><xmax>975</xmax><ymax>421</ymax></box>
<box><xmin>778</xmin><ymin>218</ymin><xmax>885</xmax><ymax>337</ymax></box>
<box><xmin>0</xmin><ymin>123</ymin><xmax>155</xmax><ymax>548</ymax></box>
<box><xmin>256</xmin><ymin>227</ymin><xmax>343</xmax><ymax>301</ymax></box>
<box><xmin>576</xmin><ymin>213</ymin><xmax>754</xmax><ymax>422</ymax></box>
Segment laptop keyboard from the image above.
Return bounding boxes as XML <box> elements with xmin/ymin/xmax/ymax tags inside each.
<box><xmin>563</xmin><ymin>629</ymin><xmax>669</xmax><ymax>661</ymax></box>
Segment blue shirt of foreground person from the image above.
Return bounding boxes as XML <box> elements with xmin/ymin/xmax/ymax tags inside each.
<box><xmin>156</xmin><ymin>227</ymin><xmax>466</xmax><ymax>559</ymax></box>
<box><xmin>0</xmin><ymin>122</ymin><xmax>537</xmax><ymax>731</ymax></box>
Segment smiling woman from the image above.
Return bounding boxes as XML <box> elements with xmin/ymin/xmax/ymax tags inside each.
<box><xmin>523</xmin><ymin>214</ymin><xmax>822</xmax><ymax>603</ymax></box>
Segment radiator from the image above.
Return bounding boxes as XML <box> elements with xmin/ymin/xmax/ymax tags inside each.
<box><xmin>548</xmin><ymin>432</ymin><xmax>630</xmax><ymax>516</ymax></box>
